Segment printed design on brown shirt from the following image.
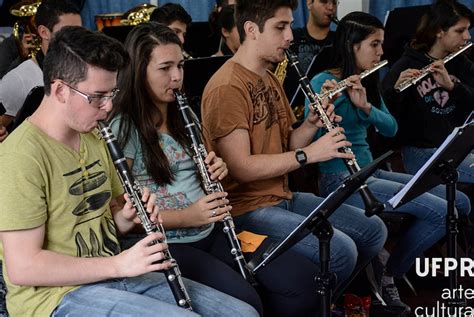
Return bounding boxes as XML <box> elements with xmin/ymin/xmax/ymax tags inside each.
<box><xmin>248</xmin><ymin>78</ymin><xmax>281</xmax><ymax>129</ymax></box>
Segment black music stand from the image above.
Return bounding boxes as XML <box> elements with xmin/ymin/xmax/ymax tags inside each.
<box><xmin>383</xmin><ymin>5</ymin><xmax>430</xmax><ymax>67</ymax></box>
<box><xmin>183</xmin><ymin>21</ymin><xmax>220</xmax><ymax>58</ymax></box>
<box><xmin>248</xmin><ymin>150</ymin><xmax>393</xmax><ymax>317</ymax></box>
<box><xmin>389</xmin><ymin>122</ymin><xmax>474</xmax><ymax>308</ymax></box>
<box><xmin>102</xmin><ymin>25</ymin><xmax>134</xmax><ymax>44</ymax></box>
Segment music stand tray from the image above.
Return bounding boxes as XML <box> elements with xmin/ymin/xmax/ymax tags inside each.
<box><xmin>388</xmin><ymin>122</ymin><xmax>474</xmax><ymax>208</ymax></box>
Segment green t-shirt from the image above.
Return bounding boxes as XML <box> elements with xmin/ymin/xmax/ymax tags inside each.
<box><xmin>0</xmin><ymin>121</ymin><xmax>123</xmax><ymax>316</ymax></box>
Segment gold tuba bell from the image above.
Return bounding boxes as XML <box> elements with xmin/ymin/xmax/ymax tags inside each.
<box><xmin>121</xmin><ymin>3</ymin><xmax>157</xmax><ymax>26</ymax></box>
<box><xmin>10</xmin><ymin>0</ymin><xmax>42</xmax><ymax>60</ymax></box>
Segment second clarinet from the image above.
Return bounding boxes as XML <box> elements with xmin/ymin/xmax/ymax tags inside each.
<box><xmin>285</xmin><ymin>49</ymin><xmax>385</xmax><ymax>217</ymax></box>
<box><xmin>174</xmin><ymin>90</ymin><xmax>257</xmax><ymax>285</ymax></box>
<box><xmin>98</xmin><ymin>120</ymin><xmax>193</xmax><ymax>311</ymax></box>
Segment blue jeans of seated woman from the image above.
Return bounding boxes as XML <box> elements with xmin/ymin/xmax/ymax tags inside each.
<box><xmin>319</xmin><ymin>169</ymin><xmax>471</xmax><ymax>278</ymax></box>
<box><xmin>234</xmin><ymin>192</ymin><xmax>387</xmax><ymax>290</ymax></box>
<box><xmin>402</xmin><ymin>146</ymin><xmax>474</xmax><ymax>184</ymax></box>
<box><xmin>52</xmin><ymin>272</ymin><xmax>258</xmax><ymax>317</ymax></box>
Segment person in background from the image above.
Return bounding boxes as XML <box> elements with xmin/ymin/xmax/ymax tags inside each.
<box><xmin>283</xmin><ymin>0</ymin><xmax>338</xmax><ymax>115</ymax></box>
<box><xmin>0</xmin><ymin>0</ymin><xmax>82</xmax><ymax>130</ymax></box>
<box><xmin>0</xmin><ymin>32</ymin><xmax>38</xmax><ymax>79</ymax></box>
<box><xmin>381</xmin><ymin>0</ymin><xmax>474</xmax><ymax>184</ymax></box>
<box><xmin>150</xmin><ymin>3</ymin><xmax>192</xmax><ymax>45</ymax></box>
<box><xmin>0</xmin><ymin>0</ymin><xmax>83</xmax><ymax>78</ymax></box>
<box><xmin>214</xmin><ymin>0</ymin><xmax>236</xmax><ymax>12</ymax></box>
<box><xmin>211</xmin><ymin>4</ymin><xmax>240</xmax><ymax>56</ymax></box>
<box><xmin>307</xmin><ymin>11</ymin><xmax>471</xmax><ymax>312</ymax></box>
<box><xmin>290</xmin><ymin>0</ymin><xmax>337</xmax><ymax>73</ymax></box>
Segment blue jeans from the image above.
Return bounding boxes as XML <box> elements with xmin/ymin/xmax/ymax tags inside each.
<box><xmin>402</xmin><ymin>146</ymin><xmax>474</xmax><ymax>184</ymax></box>
<box><xmin>319</xmin><ymin>169</ymin><xmax>471</xmax><ymax>278</ymax></box>
<box><xmin>52</xmin><ymin>272</ymin><xmax>258</xmax><ymax>317</ymax></box>
<box><xmin>234</xmin><ymin>192</ymin><xmax>387</xmax><ymax>288</ymax></box>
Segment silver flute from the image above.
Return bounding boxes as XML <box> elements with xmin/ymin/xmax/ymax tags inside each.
<box><xmin>97</xmin><ymin>120</ymin><xmax>193</xmax><ymax>311</ymax></box>
<box><xmin>320</xmin><ymin>60</ymin><xmax>388</xmax><ymax>99</ymax></box>
<box><xmin>173</xmin><ymin>90</ymin><xmax>257</xmax><ymax>285</ymax></box>
<box><xmin>285</xmin><ymin>49</ymin><xmax>386</xmax><ymax>217</ymax></box>
<box><xmin>395</xmin><ymin>41</ymin><xmax>472</xmax><ymax>92</ymax></box>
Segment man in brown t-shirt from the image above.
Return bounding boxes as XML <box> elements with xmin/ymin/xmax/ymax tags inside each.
<box><xmin>202</xmin><ymin>0</ymin><xmax>387</xmax><ymax>293</ymax></box>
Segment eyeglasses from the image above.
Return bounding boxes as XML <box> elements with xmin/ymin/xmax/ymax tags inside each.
<box><xmin>319</xmin><ymin>0</ymin><xmax>339</xmax><ymax>6</ymax></box>
<box><xmin>58</xmin><ymin>81</ymin><xmax>119</xmax><ymax>107</ymax></box>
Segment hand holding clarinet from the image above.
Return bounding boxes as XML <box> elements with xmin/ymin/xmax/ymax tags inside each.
<box><xmin>98</xmin><ymin>120</ymin><xmax>193</xmax><ymax>310</ymax></box>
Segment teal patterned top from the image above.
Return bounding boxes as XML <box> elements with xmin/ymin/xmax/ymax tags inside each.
<box><xmin>110</xmin><ymin>116</ymin><xmax>213</xmax><ymax>243</ymax></box>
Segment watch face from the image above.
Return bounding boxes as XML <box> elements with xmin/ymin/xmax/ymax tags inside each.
<box><xmin>296</xmin><ymin>149</ymin><xmax>307</xmax><ymax>164</ymax></box>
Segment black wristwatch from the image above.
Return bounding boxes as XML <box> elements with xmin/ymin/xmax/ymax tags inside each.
<box><xmin>295</xmin><ymin>148</ymin><xmax>307</xmax><ymax>166</ymax></box>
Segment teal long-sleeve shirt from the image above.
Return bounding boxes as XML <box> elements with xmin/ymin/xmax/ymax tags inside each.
<box><xmin>305</xmin><ymin>71</ymin><xmax>398</xmax><ymax>174</ymax></box>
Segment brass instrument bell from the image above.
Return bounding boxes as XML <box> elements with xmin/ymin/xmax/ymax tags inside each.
<box><xmin>274</xmin><ymin>57</ymin><xmax>305</xmax><ymax>119</ymax></box>
<box><xmin>274</xmin><ymin>57</ymin><xmax>288</xmax><ymax>84</ymax></box>
<box><xmin>121</xmin><ymin>3</ymin><xmax>157</xmax><ymax>26</ymax></box>
<box><xmin>10</xmin><ymin>0</ymin><xmax>42</xmax><ymax>59</ymax></box>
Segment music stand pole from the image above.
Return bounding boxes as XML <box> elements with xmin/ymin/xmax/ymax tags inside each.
<box><xmin>440</xmin><ymin>163</ymin><xmax>463</xmax><ymax>305</ymax></box>
<box><xmin>313</xmin><ymin>217</ymin><xmax>336</xmax><ymax>317</ymax></box>
<box><xmin>388</xmin><ymin>122</ymin><xmax>474</xmax><ymax>309</ymax></box>
<box><xmin>249</xmin><ymin>151</ymin><xmax>394</xmax><ymax>317</ymax></box>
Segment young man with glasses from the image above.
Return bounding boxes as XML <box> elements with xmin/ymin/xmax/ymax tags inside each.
<box><xmin>0</xmin><ymin>26</ymin><xmax>258</xmax><ymax>317</ymax></box>
<box><xmin>58</xmin><ymin>81</ymin><xmax>120</xmax><ymax>107</ymax></box>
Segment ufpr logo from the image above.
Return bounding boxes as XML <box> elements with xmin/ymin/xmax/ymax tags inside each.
<box><xmin>416</xmin><ymin>258</ymin><xmax>474</xmax><ymax>277</ymax></box>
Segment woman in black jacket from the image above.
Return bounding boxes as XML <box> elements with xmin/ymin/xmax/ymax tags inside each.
<box><xmin>381</xmin><ymin>0</ymin><xmax>474</xmax><ymax>184</ymax></box>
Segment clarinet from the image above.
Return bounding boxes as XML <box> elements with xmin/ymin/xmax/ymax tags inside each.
<box><xmin>285</xmin><ymin>49</ymin><xmax>385</xmax><ymax>217</ymax></box>
<box><xmin>97</xmin><ymin>120</ymin><xmax>193</xmax><ymax>311</ymax></box>
<box><xmin>173</xmin><ymin>90</ymin><xmax>257</xmax><ymax>285</ymax></box>
<box><xmin>395</xmin><ymin>41</ymin><xmax>472</xmax><ymax>92</ymax></box>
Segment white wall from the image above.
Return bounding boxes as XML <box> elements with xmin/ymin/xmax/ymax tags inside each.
<box><xmin>337</xmin><ymin>0</ymin><xmax>370</xmax><ymax>19</ymax></box>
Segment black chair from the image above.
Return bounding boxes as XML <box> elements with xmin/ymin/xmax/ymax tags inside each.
<box><xmin>183</xmin><ymin>55</ymin><xmax>231</xmax><ymax>119</ymax></box>
<box><xmin>183</xmin><ymin>22</ymin><xmax>220</xmax><ymax>58</ymax></box>
<box><xmin>383</xmin><ymin>5</ymin><xmax>430</xmax><ymax>67</ymax></box>
<box><xmin>12</xmin><ymin>86</ymin><xmax>44</xmax><ymax>131</ymax></box>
